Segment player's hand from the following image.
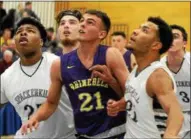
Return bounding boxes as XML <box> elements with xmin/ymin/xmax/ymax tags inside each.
<box><xmin>107</xmin><ymin>99</ymin><xmax>120</xmax><ymax>117</ymax></box>
<box><xmin>20</xmin><ymin>117</ymin><xmax>39</xmax><ymax>135</ymax></box>
<box><xmin>89</xmin><ymin>65</ymin><xmax>115</xmax><ymax>84</ymax></box>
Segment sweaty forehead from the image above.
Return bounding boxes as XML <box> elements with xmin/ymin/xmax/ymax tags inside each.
<box><xmin>141</xmin><ymin>21</ymin><xmax>159</xmax><ymax>31</ymax></box>
<box><xmin>112</xmin><ymin>35</ymin><xmax>125</xmax><ymax>40</ymax></box>
<box><xmin>60</xmin><ymin>15</ymin><xmax>79</xmax><ymax>22</ymax></box>
<box><xmin>172</xmin><ymin>29</ymin><xmax>182</xmax><ymax>36</ymax></box>
<box><xmin>83</xmin><ymin>13</ymin><xmax>101</xmax><ymax>21</ymax></box>
<box><xmin>17</xmin><ymin>24</ymin><xmax>39</xmax><ymax>31</ymax></box>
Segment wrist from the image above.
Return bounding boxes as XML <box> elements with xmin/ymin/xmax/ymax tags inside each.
<box><xmin>163</xmin><ymin>133</ymin><xmax>180</xmax><ymax>139</ymax></box>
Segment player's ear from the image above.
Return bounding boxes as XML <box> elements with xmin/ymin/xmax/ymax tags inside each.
<box><xmin>152</xmin><ymin>41</ymin><xmax>162</xmax><ymax>51</ymax></box>
<box><xmin>40</xmin><ymin>39</ymin><xmax>43</xmax><ymax>47</ymax></box>
<box><xmin>99</xmin><ymin>30</ymin><xmax>107</xmax><ymax>40</ymax></box>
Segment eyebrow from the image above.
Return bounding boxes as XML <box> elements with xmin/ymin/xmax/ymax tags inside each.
<box><xmin>86</xmin><ymin>18</ymin><xmax>96</xmax><ymax>23</ymax></box>
<box><xmin>140</xmin><ymin>25</ymin><xmax>150</xmax><ymax>30</ymax></box>
<box><xmin>17</xmin><ymin>26</ymin><xmax>36</xmax><ymax>31</ymax></box>
<box><xmin>60</xmin><ymin>19</ymin><xmax>77</xmax><ymax>22</ymax></box>
<box><xmin>173</xmin><ymin>33</ymin><xmax>180</xmax><ymax>36</ymax></box>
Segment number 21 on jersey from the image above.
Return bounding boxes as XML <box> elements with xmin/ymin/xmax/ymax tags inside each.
<box><xmin>79</xmin><ymin>91</ymin><xmax>104</xmax><ymax>112</ymax></box>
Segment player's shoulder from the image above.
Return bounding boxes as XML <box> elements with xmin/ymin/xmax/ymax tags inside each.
<box><xmin>1</xmin><ymin>59</ymin><xmax>20</xmax><ymax>80</ymax></box>
<box><xmin>184</xmin><ymin>51</ymin><xmax>190</xmax><ymax>59</ymax></box>
<box><xmin>43</xmin><ymin>52</ymin><xmax>59</xmax><ymax>59</ymax></box>
<box><xmin>42</xmin><ymin>52</ymin><xmax>59</xmax><ymax>64</ymax></box>
<box><xmin>160</xmin><ymin>54</ymin><xmax>167</xmax><ymax>63</ymax></box>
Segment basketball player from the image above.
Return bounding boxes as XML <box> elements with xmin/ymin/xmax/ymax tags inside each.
<box><xmin>161</xmin><ymin>24</ymin><xmax>190</xmax><ymax>138</ymax></box>
<box><xmin>56</xmin><ymin>10</ymin><xmax>81</xmax><ymax>55</ymax></box>
<box><xmin>0</xmin><ymin>17</ymin><xmax>75</xmax><ymax>138</ymax></box>
<box><xmin>21</xmin><ymin>10</ymin><xmax>129</xmax><ymax>139</ymax></box>
<box><xmin>107</xmin><ymin>17</ymin><xmax>184</xmax><ymax>138</ymax></box>
<box><xmin>111</xmin><ymin>31</ymin><xmax>136</xmax><ymax>71</ymax></box>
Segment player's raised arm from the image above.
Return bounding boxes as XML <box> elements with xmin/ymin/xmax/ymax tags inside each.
<box><xmin>21</xmin><ymin>59</ymin><xmax>62</xmax><ymax>134</ymax></box>
<box><xmin>147</xmin><ymin>68</ymin><xmax>184</xmax><ymax>138</ymax></box>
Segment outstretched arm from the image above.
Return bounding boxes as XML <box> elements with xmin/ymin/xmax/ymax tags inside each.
<box><xmin>21</xmin><ymin>59</ymin><xmax>63</xmax><ymax>134</ymax></box>
<box><xmin>147</xmin><ymin>68</ymin><xmax>184</xmax><ymax>138</ymax></box>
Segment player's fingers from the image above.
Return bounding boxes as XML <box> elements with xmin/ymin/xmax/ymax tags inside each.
<box><xmin>107</xmin><ymin>110</ymin><xmax>118</xmax><ymax>117</ymax></box>
<box><xmin>91</xmin><ymin>70</ymin><xmax>98</xmax><ymax>79</ymax></box>
<box><xmin>33</xmin><ymin>121</ymin><xmax>39</xmax><ymax>130</ymax></box>
<box><xmin>21</xmin><ymin>124</ymin><xmax>28</xmax><ymax>135</ymax></box>
<box><xmin>93</xmin><ymin>71</ymin><xmax>105</xmax><ymax>80</ymax></box>
<box><xmin>89</xmin><ymin>65</ymin><xmax>104</xmax><ymax>72</ymax></box>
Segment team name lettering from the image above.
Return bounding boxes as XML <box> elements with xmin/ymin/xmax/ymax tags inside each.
<box><xmin>126</xmin><ymin>84</ymin><xmax>140</xmax><ymax>103</ymax></box>
<box><xmin>15</xmin><ymin>89</ymin><xmax>48</xmax><ymax>104</ymax></box>
<box><xmin>176</xmin><ymin>81</ymin><xmax>190</xmax><ymax>87</ymax></box>
<box><xmin>69</xmin><ymin>78</ymin><xmax>108</xmax><ymax>90</ymax></box>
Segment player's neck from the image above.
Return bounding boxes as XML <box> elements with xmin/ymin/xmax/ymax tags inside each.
<box><xmin>78</xmin><ymin>40</ymin><xmax>100</xmax><ymax>58</ymax></box>
<box><xmin>62</xmin><ymin>42</ymin><xmax>80</xmax><ymax>54</ymax></box>
<box><xmin>77</xmin><ymin>40</ymin><xmax>100</xmax><ymax>69</ymax></box>
<box><xmin>167</xmin><ymin>50</ymin><xmax>185</xmax><ymax>67</ymax></box>
<box><xmin>136</xmin><ymin>53</ymin><xmax>160</xmax><ymax>73</ymax></box>
<box><xmin>20</xmin><ymin>52</ymin><xmax>42</xmax><ymax>66</ymax></box>
<box><xmin>120</xmin><ymin>48</ymin><xmax>127</xmax><ymax>55</ymax></box>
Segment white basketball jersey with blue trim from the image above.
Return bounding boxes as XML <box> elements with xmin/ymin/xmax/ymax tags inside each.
<box><xmin>161</xmin><ymin>52</ymin><xmax>190</xmax><ymax>138</ymax></box>
<box><xmin>1</xmin><ymin>52</ymin><xmax>75</xmax><ymax>138</ymax></box>
<box><xmin>124</xmin><ymin>61</ymin><xmax>176</xmax><ymax>138</ymax></box>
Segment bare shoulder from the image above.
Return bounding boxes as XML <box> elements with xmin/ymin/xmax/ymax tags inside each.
<box><xmin>147</xmin><ymin>68</ymin><xmax>173</xmax><ymax>96</ymax></box>
<box><xmin>106</xmin><ymin>47</ymin><xmax>124</xmax><ymax>65</ymax></box>
<box><xmin>107</xmin><ymin>47</ymin><xmax>121</xmax><ymax>55</ymax></box>
<box><xmin>150</xmin><ymin>68</ymin><xmax>171</xmax><ymax>81</ymax></box>
<box><xmin>51</xmin><ymin>58</ymin><xmax>61</xmax><ymax>79</ymax></box>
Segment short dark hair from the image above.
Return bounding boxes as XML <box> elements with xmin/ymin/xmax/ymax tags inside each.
<box><xmin>15</xmin><ymin>17</ymin><xmax>47</xmax><ymax>43</ymax></box>
<box><xmin>148</xmin><ymin>16</ymin><xmax>173</xmax><ymax>54</ymax></box>
<box><xmin>85</xmin><ymin>9</ymin><xmax>111</xmax><ymax>34</ymax></box>
<box><xmin>170</xmin><ymin>24</ymin><xmax>187</xmax><ymax>41</ymax></box>
<box><xmin>46</xmin><ymin>27</ymin><xmax>54</xmax><ymax>33</ymax></box>
<box><xmin>111</xmin><ymin>31</ymin><xmax>126</xmax><ymax>38</ymax></box>
<box><xmin>56</xmin><ymin>10</ymin><xmax>82</xmax><ymax>24</ymax></box>
<box><xmin>25</xmin><ymin>1</ymin><xmax>32</xmax><ymax>6</ymax></box>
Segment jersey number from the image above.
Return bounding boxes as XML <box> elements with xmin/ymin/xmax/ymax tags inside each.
<box><xmin>126</xmin><ymin>100</ymin><xmax>137</xmax><ymax>122</ymax></box>
<box><xmin>24</xmin><ymin>104</ymin><xmax>42</xmax><ymax>119</ymax></box>
<box><xmin>179</xmin><ymin>91</ymin><xmax>190</xmax><ymax>103</ymax></box>
<box><xmin>79</xmin><ymin>92</ymin><xmax>104</xmax><ymax>112</ymax></box>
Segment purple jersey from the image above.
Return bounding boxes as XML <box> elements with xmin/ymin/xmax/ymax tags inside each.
<box><xmin>123</xmin><ymin>50</ymin><xmax>132</xmax><ymax>72</ymax></box>
<box><xmin>60</xmin><ymin>45</ymin><xmax>126</xmax><ymax>136</ymax></box>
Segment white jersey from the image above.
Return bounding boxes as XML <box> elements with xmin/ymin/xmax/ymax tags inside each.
<box><xmin>161</xmin><ymin>52</ymin><xmax>190</xmax><ymax>138</ymax></box>
<box><xmin>1</xmin><ymin>52</ymin><xmax>76</xmax><ymax>138</ymax></box>
<box><xmin>124</xmin><ymin>61</ymin><xmax>176</xmax><ymax>138</ymax></box>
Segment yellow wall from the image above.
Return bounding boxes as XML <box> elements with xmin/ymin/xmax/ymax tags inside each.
<box><xmin>69</xmin><ymin>2</ymin><xmax>190</xmax><ymax>51</ymax></box>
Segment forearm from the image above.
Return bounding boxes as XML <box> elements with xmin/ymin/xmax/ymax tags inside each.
<box><xmin>116</xmin><ymin>97</ymin><xmax>127</xmax><ymax>111</ymax></box>
<box><xmin>164</xmin><ymin>107</ymin><xmax>184</xmax><ymax>137</ymax></box>
<box><xmin>30</xmin><ymin>100</ymin><xmax>58</xmax><ymax>122</ymax></box>
<box><xmin>108</xmin><ymin>78</ymin><xmax>124</xmax><ymax>98</ymax></box>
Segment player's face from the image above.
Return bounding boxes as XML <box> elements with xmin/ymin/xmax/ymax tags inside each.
<box><xmin>79</xmin><ymin>13</ymin><xmax>106</xmax><ymax>42</ymax></box>
<box><xmin>168</xmin><ymin>29</ymin><xmax>186</xmax><ymax>52</ymax></box>
<box><xmin>111</xmin><ymin>35</ymin><xmax>127</xmax><ymax>49</ymax></box>
<box><xmin>58</xmin><ymin>15</ymin><xmax>80</xmax><ymax>43</ymax></box>
<box><xmin>127</xmin><ymin>21</ymin><xmax>159</xmax><ymax>54</ymax></box>
<box><xmin>14</xmin><ymin>24</ymin><xmax>42</xmax><ymax>57</ymax></box>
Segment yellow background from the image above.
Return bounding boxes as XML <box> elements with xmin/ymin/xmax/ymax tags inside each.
<box><xmin>68</xmin><ymin>2</ymin><xmax>190</xmax><ymax>51</ymax></box>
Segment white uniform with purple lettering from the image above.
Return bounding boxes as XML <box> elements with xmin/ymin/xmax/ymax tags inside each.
<box><xmin>161</xmin><ymin>52</ymin><xmax>190</xmax><ymax>138</ymax></box>
<box><xmin>1</xmin><ymin>52</ymin><xmax>76</xmax><ymax>138</ymax></box>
